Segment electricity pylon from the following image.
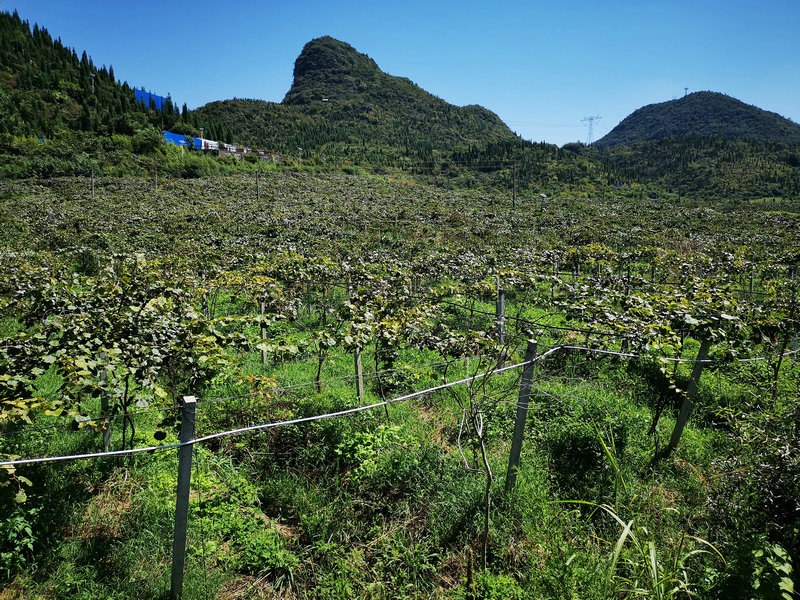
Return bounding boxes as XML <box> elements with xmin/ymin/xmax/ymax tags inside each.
<box><xmin>581</xmin><ymin>115</ymin><xmax>602</xmax><ymax>144</ymax></box>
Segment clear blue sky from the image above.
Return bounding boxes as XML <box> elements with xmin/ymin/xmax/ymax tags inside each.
<box><xmin>5</xmin><ymin>0</ymin><xmax>799</xmax><ymax>146</ymax></box>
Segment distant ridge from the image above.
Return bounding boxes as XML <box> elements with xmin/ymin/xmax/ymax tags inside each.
<box><xmin>596</xmin><ymin>91</ymin><xmax>800</xmax><ymax>147</ymax></box>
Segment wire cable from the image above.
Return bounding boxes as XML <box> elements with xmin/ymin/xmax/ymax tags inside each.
<box><xmin>3</xmin><ymin>343</ymin><xmax>795</xmax><ymax>466</ymax></box>
<box><xmin>1</xmin><ymin>353</ymin><xmax>555</xmax><ymax>468</ymax></box>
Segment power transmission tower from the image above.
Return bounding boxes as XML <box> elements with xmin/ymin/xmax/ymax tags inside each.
<box><xmin>684</xmin><ymin>87</ymin><xmax>688</xmax><ymax>97</ymax></box>
<box><xmin>581</xmin><ymin>115</ymin><xmax>602</xmax><ymax>144</ymax></box>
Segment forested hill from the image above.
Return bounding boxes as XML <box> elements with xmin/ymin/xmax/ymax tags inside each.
<box><xmin>2</xmin><ymin>8</ymin><xmax>796</xmax><ymax>201</ymax></box>
<box><xmin>596</xmin><ymin>91</ymin><xmax>800</xmax><ymax>148</ymax></box>
<box><xmin>0</xmin><ymin>9</ymin><xmax>145</xmax><ymax>138</ymax></box>
<box><xmin>601</xmin><ymin>136</ymin><xmax>800</xmax><ymax>200</ymax></box>
<box><xmin>283</xmin><ymin>36</ymin><xmax>516</xmax><ymax>146</ymax></box>
<box><xmin>194</xmin><ymin>36</ymin><xmax>519</xmax><ymax>162</ymax></box>
<box><xmin>0</xmin><ymin>10</ymin><xmax>228</xmax><ymax>143</ymax></box>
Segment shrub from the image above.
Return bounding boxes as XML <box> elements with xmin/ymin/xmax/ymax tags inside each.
<box><xmin>335</xmin><ymin>424</ymin><xmax>423</xmax><ymax>494</ymax></box>
<box><xmin>0</xmin><ymin>505</ymin><xmax>37</xmax><ymax>580</ymax></box>
<box><xmin>545</xmin><ymin>419</ymin><xmax>614</xmax><ymax>501</ymax></box>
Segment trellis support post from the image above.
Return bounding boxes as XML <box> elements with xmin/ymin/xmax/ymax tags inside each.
<box><xmin>505</xmin><ymin>340</ymin><xmax>537</xmax><ymax>493</ymax></box>
<box><xmin>99</xmin><ymin>351</ymin><xmax>110</xmax><ymax>452</ymax></box>
<box><xmin>170</xmin><ymin>396</ymin><xmax>196</xmax><ymax>600</ymax></box>
<box><xmin>355</xmin><ymin>348</ymin><xmax>364</xmax><ymax>404</ymax></box>
<box><xmin>496</xmin><ymin>284</ymin><xmax>505</xmax><ymax>346</ymax></box>
<box><xmin>260</xmin><ymin>300</ymin><xmax>267</xmax><ymax>364</ymax></box>
<box><xmin>664</xmin><ymin>339</ymin><xmax>711</xmax><ymax>457</ymax></box>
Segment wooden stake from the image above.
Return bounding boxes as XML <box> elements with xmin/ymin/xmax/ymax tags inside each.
<box><xmin>512</xmin><ymin>164</ymin><xmax>517</xmax><ymax>209</ymax></box>
<box><xmin>505</xmin><ymin>341</ymin><xmax>537</xmax><ymax>492</ymax></box>
<box><xmin>626</xmin><ymin>263</ymin><xmax>631</xmax><ymax>296</ymax></box>
<box><xmin>170</xmin><ymin>396</ymin><xmax>196</xmax><ymax>600</ymax></box>
<box><xmin>792</xmin><ymin>270</ymin><xmax>798</xmax><ymax>363</ymax></box>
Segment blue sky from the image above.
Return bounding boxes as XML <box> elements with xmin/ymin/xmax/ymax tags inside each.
<box><xmin>5</xmin><ymin>0</ymin><xmax>799</xmax><ymax>146</ymax></box>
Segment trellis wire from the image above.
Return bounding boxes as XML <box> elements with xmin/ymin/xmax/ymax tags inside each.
<box><xmin>0</xmin><ymin>356</ymin><xmax>535</xmax><ymax>468</ymax></box>
<box><xmin>3</xmin><ymin>341</ymin><xmax>795</xmax><ymax>446</ymax></box>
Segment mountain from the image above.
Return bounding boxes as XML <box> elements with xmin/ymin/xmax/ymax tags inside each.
<box><xmin>282</xmin><ymin>36</ymin><xmax>513</xmax><ymax>146</ymax></box>
<box><xmin>194</xmin><ymin>36</ymin><xmax>518</xmax><ymax>162</ymax></box>
<box><xmin>596</xmin><ymin>92</ymin><xmax>800</xmax><ymax>148</ymax></box>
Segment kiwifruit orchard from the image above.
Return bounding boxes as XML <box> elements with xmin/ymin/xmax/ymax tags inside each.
<box><xmin>1</xmin><ymin>169</ymin><xmax>798</xmax><ymax>599</ymax></box>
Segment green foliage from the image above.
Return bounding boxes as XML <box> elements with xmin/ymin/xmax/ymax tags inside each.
<box><xmin>230</xmin><ymin>523</ymin><xmax>299</xmax><ymax>578</ymax></box>
<box><xmin>190</xmin><ymin>455</ymin><xmax>300</xmax><ymax>584</ymax></box>
<box><xmin>0</xmin><ymin>505</ymin><xmax>37</xmax><ymax>580</ymax></box>
<box><xmin>335</xmin><ymin>423</ymin><xmax>422</xmax><ymax>490</ymax></box>
<box><xmin>583</xmin><ymin>502</ymin><xmax>724</xmax><ymax>599</ymax></box>
<box><xmin>473</xmin><ymin>571</ymin><xmax>525</xmax><ymax>599</ymax></box>
<box><xmin>709</xmin><ymin>394</ymin><xmax>800</xmax><ymax>545</ymax></box>
<box><xmin>0</xmin><ymin>256</ymin><xmax>239</xmax><ymax>447</ymax></box>
<box><xmin>751</xmin><ymin>543</ymin><xmax>794</xmax><ymax>600</ymax></box>
<box><xmin>601</xmin><ymin>136</ymin><xmax>800</xmax><ymax>200</ymax></box>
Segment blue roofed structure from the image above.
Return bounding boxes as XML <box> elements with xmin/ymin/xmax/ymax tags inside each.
<box><xmin>136</xmin><ymin>89</ymin><xmax>168</xmax><ymax>112</ymax></box>
<box><xmin>163</xmin><ymin>130</ymin><xmax>192</xmax><ymax>147</ymax></box>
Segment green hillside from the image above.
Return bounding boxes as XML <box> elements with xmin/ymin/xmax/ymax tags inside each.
<box><xmin>601</xmin><ymin>136</ymin><xmax>800</xmax><ymax>200</ymax></box>
<box><xmin>592</xmin><ymin>92</ymin><xmax>800</xmax><ymax>199</ymax></box>
<box><xmin>0</xmin><ymin>10</ymin><xmax>197</xmax><ymax>139</ymax></box>
<box><xmin>0</xmin><ymin>10</ymin><xmax>241</xmax><ymax>178</ymax></box>
<box><xmin>596</xmin><ymin>91</ymin><xmax>800</xmax><ymax>148</ymax></box>
<box><xmin>194</xmin><ymin>37</ymin><xmax>518</xmax><ymax>165</ymax></box>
